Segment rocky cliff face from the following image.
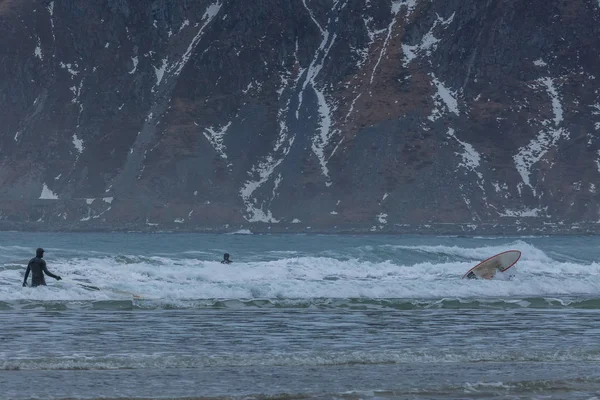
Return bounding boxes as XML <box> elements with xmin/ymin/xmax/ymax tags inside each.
<box><xmin>1</xmin><ymin>0</ymin><xmax>600</xmax><ymax>234</ymax></box>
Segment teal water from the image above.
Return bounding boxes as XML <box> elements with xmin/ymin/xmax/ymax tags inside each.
<box><xmin>1</xmin><ymin>232</ymin><xmax>599</xmax><ymax>399</ymax></box>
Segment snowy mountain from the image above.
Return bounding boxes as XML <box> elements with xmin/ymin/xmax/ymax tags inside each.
<box><xmin>1</xmin><ymin>0</ymin><xmax>599</xmax><ymax>234</ymax></box>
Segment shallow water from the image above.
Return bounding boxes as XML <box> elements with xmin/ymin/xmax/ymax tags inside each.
<box><xmin>1</xmin><ymin>232</ymin><xmax>599</xmax><ymax>399</ymax></box>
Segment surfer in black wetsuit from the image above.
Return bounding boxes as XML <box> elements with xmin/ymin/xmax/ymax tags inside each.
<box><xmin>22</xmin><ymin>248</ymin><xmax>62</xmax><ymax>287</ymax></box>
<box><xmin>221</xmin><ymin>253</ymin><xmax>232</xmax><ymax>264</ymax></box>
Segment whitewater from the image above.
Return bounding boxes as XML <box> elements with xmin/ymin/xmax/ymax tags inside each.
<box><xmin>1</xmin><ymin>232</ymin><xmax>599</xmax><ymax>399</ymax></box>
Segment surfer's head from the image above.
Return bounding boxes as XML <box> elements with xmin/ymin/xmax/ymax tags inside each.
<box><xmin>223</xmin><ymin>253</ymin><xmax>230</xmax><ymax>260</ymax></box>
<box><xmin>36</xmin><ymin>248</ymin><xmax>44</xmax><ymax>257</ymax></box>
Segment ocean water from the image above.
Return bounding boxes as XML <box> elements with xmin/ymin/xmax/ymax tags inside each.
<box><xmin>1</xmin><ymin>232</ymin><xmax>599</xmax><ymax>399</ymax></box>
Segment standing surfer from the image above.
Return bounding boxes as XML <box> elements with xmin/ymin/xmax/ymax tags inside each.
<box><xmin>22</xmin><ymin>248</ymin><xmax>62</xmax><ymax>287</ymax></box>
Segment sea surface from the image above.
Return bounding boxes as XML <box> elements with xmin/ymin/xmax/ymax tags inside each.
<box><xmin>1</xmin><ymin>232</ymin><xmax>599</xmax><ymax>399</ymax></box>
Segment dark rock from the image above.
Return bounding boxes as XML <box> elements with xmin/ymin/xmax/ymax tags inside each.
<box><xmin>0</xmin><ymin>0</ymin><xmax>599</xmax><ymax>234</ymax></box>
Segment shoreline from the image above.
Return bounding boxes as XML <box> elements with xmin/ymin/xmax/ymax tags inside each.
<box><xmin>1</xmin><ymin>222</ymin><xmax>599</xmax><ymax>236</ymax></box>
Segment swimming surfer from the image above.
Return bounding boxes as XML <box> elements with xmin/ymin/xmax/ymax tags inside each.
<box><xmin>221</xmin><ymin>253</ymin><xmax>232</xmax><ymax>264</ymax></box>
<box><xmin>22</xmin><ymin>248</ymin><xmax>62</xmax><ymax>287</ymax></box>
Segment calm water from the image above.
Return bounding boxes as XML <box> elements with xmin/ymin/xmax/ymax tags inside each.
<box><xmin>1</xmin><ymin>232</ymin><xmax>599</xmax><ymax>399</ymax></box>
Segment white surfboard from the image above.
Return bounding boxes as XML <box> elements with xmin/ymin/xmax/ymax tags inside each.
<box><xmin>462</xmin><ymin>250</ymin><xmax>521</xmax><ymax>280</ymax></box>
<box><xmin>61</xmin><ymin>278</ymin><xmax>142</xmax><ymax>298</ymax></box>
<box><xmin>61</xmin><ymin>278</ymin><xmax>101</xmax><ymax>291</ymax></box>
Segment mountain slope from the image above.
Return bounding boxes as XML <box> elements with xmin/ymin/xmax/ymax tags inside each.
<box><xmin>1</xmin><ymin>0</ymin><xmax>599</xmax><ymax>233</ymax></box>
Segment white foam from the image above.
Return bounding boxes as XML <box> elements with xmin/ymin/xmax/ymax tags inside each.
<box><xmin>227</xmin><ymin>229</ymin><xmax>253</xmax><ymax>235</ymax></box>
<box><xmin>2</xmin><ymin>347</ymin><xmax>596</xmax><ymax>371</ymax></box>
<box><xmin>2</xmin><ymin>240</ymin><xmax>599</xmax><ymax>304</ymax></box>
